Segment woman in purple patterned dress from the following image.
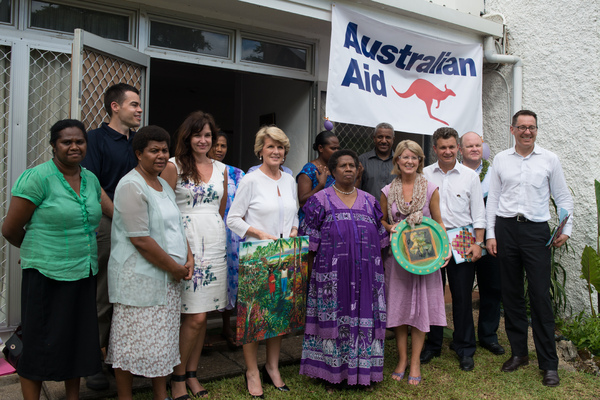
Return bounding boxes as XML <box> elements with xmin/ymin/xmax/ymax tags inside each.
<box><xmin>299</xmin><ymin>149</ymin><xmax>388</xmax><ymax>388</ymax></box>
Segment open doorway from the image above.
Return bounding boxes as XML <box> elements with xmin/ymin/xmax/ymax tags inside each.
<box><xmin>149</xmin><ymin>59</ymin><xmax>312</xmax><ymax>173</ymax></box>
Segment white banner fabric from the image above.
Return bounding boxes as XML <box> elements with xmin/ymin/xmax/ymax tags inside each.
<box><xmin>326</xmin><ymin>4</ymin><xmax>483</xmax><ymax>136</ymax></box>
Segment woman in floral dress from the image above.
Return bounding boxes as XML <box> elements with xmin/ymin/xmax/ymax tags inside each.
<box><xmin>162</xmin><ymin>111</ymin><xmax>227</xmax><ymax>399</ymax></box>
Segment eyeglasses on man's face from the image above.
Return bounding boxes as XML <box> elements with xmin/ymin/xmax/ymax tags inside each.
<box><xmin>513</xmin><ymin>125</ymin><xmax>538</xmax><ymax>132</ymax></box>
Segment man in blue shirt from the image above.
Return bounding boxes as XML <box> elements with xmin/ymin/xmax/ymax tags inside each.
<box><xmin>82</xmin><ymin>83</ymin><xmax>142</xmax><ymax>390</ymax></box>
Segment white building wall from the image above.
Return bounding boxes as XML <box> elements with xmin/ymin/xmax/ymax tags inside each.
<box><xmin>483</xmin><ymin>0</ymin><xmax>600</xmax><ymax>314</ymax></box>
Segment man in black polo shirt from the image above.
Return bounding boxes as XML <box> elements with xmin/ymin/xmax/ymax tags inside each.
<box><xmin>82</xmin><ymin>83</ymin><xmax>142</xmax><ymax>390</ymax></box>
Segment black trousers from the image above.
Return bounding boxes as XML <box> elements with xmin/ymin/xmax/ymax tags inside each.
<box><xmin>474</xmin><ymin>253</ymin><xmax>502</xmax><ymax>345</ymax></box>
<box><xmin>495</xmin><ymin>216</ymin><xmax>558</xmax><ymax>370</ymax></box>
<box><xmin>424</xmin><ymin>257</ymin><xmax>477</xmax><ymax>358</ymax></box>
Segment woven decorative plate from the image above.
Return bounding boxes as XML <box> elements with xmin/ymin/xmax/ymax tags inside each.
<box><xmin>391</xmin><ymin>216</ymin><xmax>449</xmax><ymax>275</ymax></box>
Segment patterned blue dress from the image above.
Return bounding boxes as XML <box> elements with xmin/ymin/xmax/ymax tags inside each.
<box><xmin>222</xmin><ymin>165</ymin><xmax>245</xmax><ymax>310</ymax></box>
<box><xmin>296</xmin><ymin>162</ymin><xmax>335</xmax><ymax>225</ymax></box>
<box><xmin>299</xmin><ymin>187</ymin><xmax>388</xmax><ymax>385</ymax></box>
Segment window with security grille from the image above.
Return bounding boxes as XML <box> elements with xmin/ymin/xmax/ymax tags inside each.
<box><xmin>319</xmin><ymin>90</ymin><xmax>426</xmax><ymax>161</ymax></box>
<box><xmin>78</xmin><ymin>49</ymin><xmax>144</xmax><ymax>130</ymax></box>
<box><xmin>0</xmin><ymin>45</ymin><xmax>10</xmax><ymax>327</ymax></box>
<box><xmin>30</xmin><ymin>0</ymin><xmax>130</xmax><ymax>42</ymax></box>
<box><xmin>27</xmin><ymin>49</ymin><xmax>70</xmax><ymax>168</ymax></box>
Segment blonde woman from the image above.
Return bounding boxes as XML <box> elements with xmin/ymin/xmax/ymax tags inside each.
<box><xmin>380</xmin><ymin>140</ymin><xmax>448</xmax><ymax>386</ymax></box>
<box><xmin>227</xmin><ymin>126</ymin><xmax>299</xmax><ymax>398</ymax></box>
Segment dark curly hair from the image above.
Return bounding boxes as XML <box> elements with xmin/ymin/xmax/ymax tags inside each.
<box><xmin>132</xmin><ymin>125</ymin><xmax>170</xmax><ymax>154</ymax></box>
<box><xmin>327</xmin><ymin>149</ymin><xmax>359</xmax><ymax>172</ymax></box>
<box><xmin>49</xmin><ymin>119</ymin><xmax>87</xmax><ymax>147</ymax></box>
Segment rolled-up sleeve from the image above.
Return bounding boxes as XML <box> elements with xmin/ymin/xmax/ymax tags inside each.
<box><xmin>549</xmin><ymin>156</ymin><xmax>574</xmax><ymax>237</ymax></box>
<box><xmin>485</xmin><ymin>165</ymin><xmax>501</xmax><ymax>239</ymax></box>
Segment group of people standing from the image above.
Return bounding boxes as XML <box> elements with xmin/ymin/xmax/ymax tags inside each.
<box><xmin>1</xmin><ymin>78</ymin><xmax>573</xmax><ymax>400</ymax></box>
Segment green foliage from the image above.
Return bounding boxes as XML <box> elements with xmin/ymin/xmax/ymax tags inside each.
<box><xmin>550</xmin><ymin>242</ymin><xmax>571</xmax><ymax>316</ymax></box>
<box><xmin>577</xmin><ymin>179</ymin><xmax>600</xmax><ymax>317</ymax></box>
<box><xmin>580</xmin><ymin>245</ymin><xmax>600</xmax><ymax>317</ymax></box>
<box><xmin>558</xmin><ymin>312</ymin><xmax>600</xmax><ymax>356</ymax></box>
<box><xmin>548</xmin><ymin>196</ymin><xmax>571</xmax><ymax>316</ymax></box>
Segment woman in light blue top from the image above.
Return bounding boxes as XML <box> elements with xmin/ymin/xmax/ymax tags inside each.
<box><xmin>105</xmin><ymin>126</ymin><xmax>193</xmax><ymax>400</ymax></box>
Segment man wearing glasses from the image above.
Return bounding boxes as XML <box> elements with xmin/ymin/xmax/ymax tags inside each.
<box><xmin>485</xmin><ymin>110</ymin><xmax>573</xmax><ymax>387</ymax></box>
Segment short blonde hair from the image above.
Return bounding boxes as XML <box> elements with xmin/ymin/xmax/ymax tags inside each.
<box><xmin>254</xmin><ymin>126</ymin><xmax>291</xmax><ymax>158</ymax></box>
<box><xmin>391</xmin><ymin>140</ymin><xmax>425</xmax><ymax>175</ymax></box>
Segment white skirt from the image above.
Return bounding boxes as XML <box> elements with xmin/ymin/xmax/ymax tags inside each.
<box><xmin>106</xmin><ymin>282</ymin><xmax>181</xmax><ymax>378</ymax></box>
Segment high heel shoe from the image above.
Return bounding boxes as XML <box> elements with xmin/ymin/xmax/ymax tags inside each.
<box><xmin>185</xmin><ymin>370</ymin><xmax>208</xmax><ymax>398</ymax></box>
<box><xmin>261</xmin><ymin>365</ymin><xmax>290</xmax><ymax>392</ymax></box>
<box><xmin>169</xmin><ymin>374</ymin><xmax>191</xmax><ymax>400</ymax></box>
<box><xmin>244</xmin><ymin>371</ymin><xmax>264</xmax><ymax>399</ymax></box>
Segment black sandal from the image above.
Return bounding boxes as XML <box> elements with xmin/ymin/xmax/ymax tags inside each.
<box><xmin>169</xmin><ymin>374</ymin><xmax>191</xmax><ymax>400</ymax></box>
<box><xmin>186</xmin><ymin>370</ymin><xmax>209</xmax><ymax>398</ymax></box>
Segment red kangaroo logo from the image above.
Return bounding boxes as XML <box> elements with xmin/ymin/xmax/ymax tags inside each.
<box><xmin>392</xmin><ymin>79</ymin><xmax>456</xmax><ymax>126</ymax></box>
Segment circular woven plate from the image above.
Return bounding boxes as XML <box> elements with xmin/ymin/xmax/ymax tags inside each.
<box><xmin>391</xmin><ymin>216</ymin><xmax>449</xmax><ymax>275</ymax></box>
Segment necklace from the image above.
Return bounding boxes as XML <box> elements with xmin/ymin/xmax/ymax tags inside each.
<box><xmin>479</xmin><ymin>159</ymin><xmax>490</xmax><ymax>182</ymax></box>
<box><xmin>333</xmin><ymin>184</ymin><xmax>356</xmax><ymax>195</ymax></box>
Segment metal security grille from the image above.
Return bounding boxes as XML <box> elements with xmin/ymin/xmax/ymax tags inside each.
<box><xmin>0</xmin><ymin>45</ymin><xmax>10</xmax><ymax>327</ymax></box>
<box><xmin>319</xmin><ymin>90</ymin><xmax>428</xmax><ymax>162</ymax></box>
<box><xmin>79</xmin><ymin>49</ymin><xmax>144</xmax><ymax>129</ymax></box>
<box><xmin>28</xmin><ymin>49</ymin><xmax>71</xmax><ymax>168</ymax></box>
<box><xmin>319</xmin><ymin>90</ymin><xmax>374</xmax><ymax>155</ymax></box>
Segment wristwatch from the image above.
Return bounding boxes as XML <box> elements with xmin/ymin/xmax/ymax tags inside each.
<box><xmin>475</xmin><ymin>241</ymin><xmax>486</xmax><ymax>249</ymax></box>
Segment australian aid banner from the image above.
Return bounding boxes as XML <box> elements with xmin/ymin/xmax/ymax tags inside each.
<box><xmin>326</xmin><ymin>4</ymin><xmax>483</xmax><ymax>135</ymax></box>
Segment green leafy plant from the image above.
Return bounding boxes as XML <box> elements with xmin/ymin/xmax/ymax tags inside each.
<box><xmin>579</xmin><ymin>179</ymin><xmax>600</xmax><ymax>316</ymax></box>
<box><xmin>558</xmin><ymin>311</ymin><xmax>600</xmax><ymax>355</ymax></box>
<box><xmin>549</xmin><ymin>196</ymin><xmax>572</xmax><ymax>316</ymax></box>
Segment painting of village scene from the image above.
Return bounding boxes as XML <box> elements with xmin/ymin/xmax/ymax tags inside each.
<box><xmin>235</xmin><ymin>236</ymin><xmax>310</xmax><ymax>345</ymax></box>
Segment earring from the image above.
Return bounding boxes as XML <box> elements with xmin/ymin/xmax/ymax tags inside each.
<box><xmin>282</xmin><ymin>158</ymin><xmax>285</xmax><ymax>162</ymax></box>
<box><xmin>260</xmin><ymin>156</ymin><xmax>263</xmax><ymax>161</ymax></box>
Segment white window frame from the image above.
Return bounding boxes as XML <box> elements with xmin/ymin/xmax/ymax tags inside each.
<box><xmin>27</xmin><ymin>0</ymin><xmax>138</xmax><ymax>46</ymax></box>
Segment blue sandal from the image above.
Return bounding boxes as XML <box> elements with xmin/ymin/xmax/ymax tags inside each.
<box><xmin>391</xmin><ymin>372</ymin><xmax>405</xmax><ymax>381</ymax></box>
<box><xmin>408</xmin><ymin>376</ymin><xmax>422</xmax><ymax>386</ymax></box>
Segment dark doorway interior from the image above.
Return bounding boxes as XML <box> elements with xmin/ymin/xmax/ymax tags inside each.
<box><xmin>148</xmin><ymin>59</ymin><xmax>239</xmax><ymax>166</ymax></box>
<box><xmin>148</xmin><ymin>58</ymin><xmax>312</xmax><ymax>173</ymax></box>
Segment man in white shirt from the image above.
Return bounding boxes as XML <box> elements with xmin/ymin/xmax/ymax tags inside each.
<box><xmin>459</xmin><ymin>132</ymin><xmax>504</xmax><ymax>356</ymax></box>
<box><xmin>421</xmin><ymin>127</ymin><xmax>486</xmax><ymax>372</ymax></box>
<box><xmin>486</xmin><ymin>110</ymin><xmax>573</xmax><ymax>387</ymax></box>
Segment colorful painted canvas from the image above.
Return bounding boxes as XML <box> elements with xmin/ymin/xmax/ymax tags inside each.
<box><xmin>235</xmin><ymin>236</ymin><xmax>310</xmax><ymax>345</ymax></box>
<box><xmin>447</xmin><ymin>225</ymin><xmax>487</xmax><ymax>264</ymax></box>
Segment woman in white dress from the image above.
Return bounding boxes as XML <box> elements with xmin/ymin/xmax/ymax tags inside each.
<box><xmin>162</xmin><ymin>111</ymin><xmax>227</xmax><ymax>399</ymax></box>
<box><xmin>227</xmin><ymin>126</ymin><xmax>299</xmax><ymax>398</ymax></box>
